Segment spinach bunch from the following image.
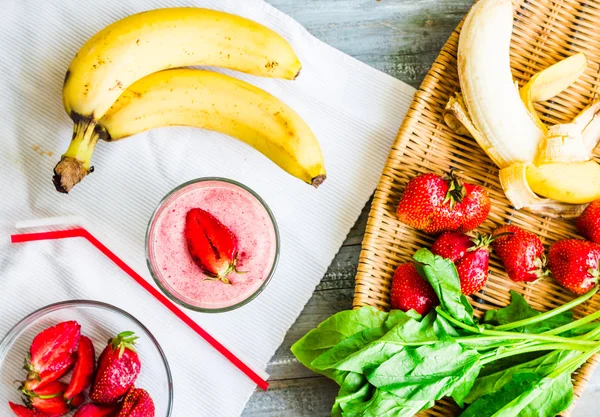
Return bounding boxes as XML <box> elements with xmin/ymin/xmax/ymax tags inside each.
<box><xmin>291</xmin><ymin>249</ymin><xmax>600</xmax><ymax>417</ymax></box>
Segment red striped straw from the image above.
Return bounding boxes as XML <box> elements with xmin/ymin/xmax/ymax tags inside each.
<box><xmin>11</xmin><ymin>227</ymin><xmax>269</xmax><ymax>391</ymax></box>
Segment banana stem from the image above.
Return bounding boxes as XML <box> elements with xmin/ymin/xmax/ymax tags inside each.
<box><xmin>53</xmin><ymin>119</ymin><xmax>100</xmax><ymax>193</ymax></box>
<box><xmin>64</xmin><ymin>119</ymin><xmax>101</xmax><ymax>167</ymax></box>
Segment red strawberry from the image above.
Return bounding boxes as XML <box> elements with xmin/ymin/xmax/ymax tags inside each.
<box><xmin>431</xmin><ymin>231</ymin><xmax>473</xmax><ymax>262</ymax></box>
<box><xmin>548</xmin><ymin>239</ymin><xmax>600</xmax><ymax>295</ymax></box>
<box><xmin>432</xmin><ymin>232</ymin><xmax>492</xmax><ymax>294</ymax></box>
<box><xmin>73</xmin><ymin>404</ymin><xmax>119</xmax><ymax>417</ymax></box>
<box><xmin>8</xmin><ymin>402</ymin><xmax>50</xmax><ymax>417</ymax></box>
<box><xmin>25</xmin><ymin>321</ymin><xmax>81</xmax><ymax>390</ymax></box>
<box><xmin>21</xmin><ymin>380</ymin><xmax>70</xmax><ymax>416</ymax></box>
<box><xmin>70</xmin><ymin>394</ymin><xmax>85</xmax><ymax>408</ymax></box>
<box><xmin>397</xmin><ymin>173</ymin><xmax>463</xmax><ymax>234</ymax></box>
<box><xmin>64</xmin><ymin>336</ymin><xmax>95</xmax><ymax>401</ymax></box>
<box><xmin>396</xmin><ymin>172</ymin><xmax>489</xmax><ymax>234</ymax></box>
<box><xmin>390</xmin><ymin>263</ymin><xmax>439</xmax><ymax>315</ymax></box>
<box><xmin>90</xmin><ymin>332</ymin><xmax>141</xmax><ymax>404</ymax></box>
<box><xmin>492</xmin><ymin>225</ymin><xmax>547</xmax><ymax>282</ymax></box>
<box><xmin>459</xmin><ymin>183</ymin><xmax>491</xmax><ymax>232</ymax></box>
<box><xmin>577</xmin><ymin>200</ymin><xmax>600</xmax><ymax>244</ymax></box>
<box><xmin>185</xmin><ymin>208</ymin><xmax>240</xmax><ymax>284</ymax></box>
<box><xmin>456</xmin><ymin>241</ymin><xmax>491</xmax><ymax>295</ymax></box>
<box><xmin>116</xmin><ymin>388</ymin><xmax>155</xmax><ymax>417</ymax></box>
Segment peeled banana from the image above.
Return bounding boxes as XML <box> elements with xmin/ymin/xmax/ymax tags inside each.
<box><xmin>67</xmin><ymin>69</ymin><xmax>326</xmax><ymax>188</ymax></box>
<box><xmin>447</xmin><ymin>0</ymin><xmax>600</xmax><ymax>216</ymax></box>
<box><xmin>55</xmin><ymin>7</ymin><xmax>303</xmax><ymax>192</ymax></box>
<box><xmin>526</xmin><ymin>162</ymin><xmax>600</xmax><ymax>204</ymax></box>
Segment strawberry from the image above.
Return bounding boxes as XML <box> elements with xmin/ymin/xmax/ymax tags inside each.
<box><xmin>459</xmin><ymin>183</ymin><xmax>491</xmax><ymax>232</ymax></box>
<box><xmin>397</xmin><ymin>173</ymin><xmax>463</xmax><ymax>234</ymax></box>
<box><xmin>185</xmin><ymin>208</ymin><xmax>240</xmax><ymax>284</ymax></box>
<box><xmin>90</xmin><ymin>331</ymin><xmax>141</xmax><ymax>404</ymax></box>
<box><xmin>431</xmin><ymin>231</ymin><xmax>473</xmax><ymax>262</ymax></box>
<box><xmin>25</xmin><ymin>321</ymin><xmax>81</xmax><ymax>390</ymax></box>
<box><xmin>73</xmin><ymin>404</ymin><xmax>119</xmax><ymax>417</ymax></box>
<box><xmin>396</xmin><ymin>172</ymin><xmax>489</xmax><ymax>234</ymax></box>
<box><xmin>21</xmin><ymin>380</ymin><xmax>71</xmax><ymax>416</ymax></box>
<box><xmin>8</xmin><ymin>402</ymin><xmax>50</xmax><ymax>417</ymax></box>
<box><xmin>492</xmin><ymin>225</ymin><xmax>547</xmax><ymax>282</ymax></box>
<box><xmin>64</xmin><ymin>336</ymin><xmax>95</xmax><ymax>401</ymax></box>
<box><xmin>456</xmin><ymin>245</ymin><xmax>490</xmax><ymax>295</ymax></box>
<box><xmin>577</xmin><ymin>200</ymin><xmax>600</xmax><ymax>244</ymax></box>
<box><xmin>548</xmin><ymin>239</ymin><xmax>600</xmax><ymax>295</ymax></box>
<box><xmin>116</xmin><ymin>387</ymin><xmax>155</xmax><ymax>417</ymax></box>
<box><xmin>390</xmin><ymin>263</ymin><xmax>439</xmax><ymax>315</ymax></box>
<box><xmin>70</xmin><ymin>394</ymin><xmax>85</xmax><ymax>408</ymax></box>
<box><xmin>432</xmin><ymin>232</ymin><xmax>492</xmax><ymax>295</ymax></box>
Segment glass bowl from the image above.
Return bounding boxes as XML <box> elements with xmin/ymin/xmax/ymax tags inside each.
<box><xmin>0</xmin><ymin>300</ymin><xmax>173</xmax><ymax>416</ymax></box>
<box><xmin>146</xmin><ymin>177</ymin><xmax>280</xmax><ymax>313</ymax></box>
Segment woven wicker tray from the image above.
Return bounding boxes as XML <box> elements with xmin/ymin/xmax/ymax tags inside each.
<box><xmin>353</xmin><ymin>0</ymin><xmax>600</xmax><ymax>415</ymax></box>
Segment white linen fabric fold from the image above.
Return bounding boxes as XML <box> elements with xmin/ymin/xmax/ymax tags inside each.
<box><xmin>0</xmin><ymin>0</ymin><xmax>415</xmax><ymax>415</ymax></box>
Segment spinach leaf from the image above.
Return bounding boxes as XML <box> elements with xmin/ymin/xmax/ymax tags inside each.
<box><xmin>464</xmin><ymin>350</ymin><xmax>576</xmax><ymax>404</ymax></box>
<box><xmin>452</xmin><ymin>362</ymin><xmax>484</xmax><ymax>407</ymax></box>
<box><xmin>332</xmin><ymin>374</ymin><xmax>372</xmax><ymax>417</ymax></box>
<box><xmin>462</xmin><ymin>371</ymin><xmax>573</xmax><ymax>417</ymax></box>
<box><xmin>413</xmin><ymin>248</ymin><xmax>475</xmax><ymax>326</ymax></box>
<box><xmin>291</xmin><ymin>307</ymin><xmax>388</xmax><ymax>378</ymax></box>
<box><xmin>379</xmin><ymin>310</ymin><xmax>442</xmax><ymax>343</ymax></box>
<box><xmin>433</xmin><ymin>313</ymin><xmax>462</xmax><ymax>338</ymax></box>
<box><xmin>385</xmin><ymin>308</ymin><xmax>422</xmax><ymax>328</ymax></box>
<box><xmin>312</xmin><ymin>310</ymin><xmax>430</xmax><ymax>373</ymax></box>
<box><xmin>519</xmin><ymin>372</ymin><xmax>573</xmax><ymax>417</ymax></box>
<box><xmin>460</xmin><ymin>373</ymin><xmax>542</xmax><ymax>417</ymax></box>
<box><xmin>484</xmin><ymin>291</ymin><xmax>572</xmax><ymax>334</ymax></box>
<box><xmin>490</xmin><ymin>372</ymin><xmax>573</xmax><ymax>417</ymax></box>
<box><xmin>310</xmin><ymin>326</ymin><xmax>387</xmax><ymax>371</ymax></box>
<box><xmin>366</xmin><ymin>340</ymin><xmax>481</xmax><ymax>402</ymax></box>
<box><xmin>341</xmin><ymin>389</ymin><xmax>433</xmax><ymax>417</ymax></box>
<box><xmin>477</xmin><ymin>351</ymin><xmax>546</xmax><ymax>377</ymax></box>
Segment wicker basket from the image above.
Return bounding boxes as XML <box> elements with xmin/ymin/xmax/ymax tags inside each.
<box><xmin>353</xmin><ymin>0</ymin><xmax>600</xmax><ymax>415</ymax></box>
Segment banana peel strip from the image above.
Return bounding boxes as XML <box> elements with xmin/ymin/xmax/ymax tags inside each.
<box><xmin>519</xmin><ymin>53</ymin><xmax>587</xmax><ymax>135</ymax></box>
<box><xmin>443</xmin><ymin>93</ymin><xmax>507</xmax><ymax>167</ymax></box>
<box><xmin>575</xmin><ymin>101</ymin><xmax>600</xmax><ymax>156</ymax></box>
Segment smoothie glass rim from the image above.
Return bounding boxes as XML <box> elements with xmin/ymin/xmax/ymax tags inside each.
<box><xmin>145</xmin><ymin>177</ymin><xmax>280</xmax><ymax>313</ymax></box>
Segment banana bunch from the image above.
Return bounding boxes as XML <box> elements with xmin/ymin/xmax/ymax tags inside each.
<box><xmin>443</xmin><ymin>0</ymin><xmax>600</xmax><ymax>218</ymax></box>
<box><xmin>54</xmin><ymin>7</ymin><xmax>326</xmax><ymax>193</ymax></box>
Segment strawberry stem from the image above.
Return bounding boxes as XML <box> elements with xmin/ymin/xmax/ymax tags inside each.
<box><xmin>530</xmin><ymin>254</ymin><xmax>550</xmax><ymax>279</ymax></box>
<box><xmin>111</xmin><ymin>331</ymin><xmax>138</xmax><ymax>358</ymax></box>
<box><xmin>467</xmin><ymin>232</ymin><xmax>495</xmax><ymax>251</ymax></box>
<box><xmin>442</xmin><ymin>170</ymin><xmax>466</xmax><ymax>209</ymax></box>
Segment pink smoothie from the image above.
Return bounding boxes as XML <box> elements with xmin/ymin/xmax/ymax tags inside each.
<box><xmin>147</xmin><ymin>180</ymin><xmax>278</xmax><ymax>310</ymax></box>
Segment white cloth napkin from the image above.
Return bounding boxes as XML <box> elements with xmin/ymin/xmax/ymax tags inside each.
<box><xmin>0</xmin><ymin>0</ymin><xmax>415</xmax><ymax>415</ymax></box>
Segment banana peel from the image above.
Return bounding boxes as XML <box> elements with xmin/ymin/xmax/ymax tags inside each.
<box><xmin>519</xmin><ymin>53</ymin><xmax>587</xmax><ymax>134</ymax></box>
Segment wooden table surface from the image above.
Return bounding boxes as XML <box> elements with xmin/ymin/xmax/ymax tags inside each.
<box><xmin>242</xmin><ymin>0</ymin><xmax>600</xmax><ymax>415</ymax></box>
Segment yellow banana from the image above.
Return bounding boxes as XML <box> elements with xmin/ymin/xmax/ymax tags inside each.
<box><xmin>62</xmin><ymin>69</ymin><xmax>325</xmax><ymax>189</ymax></box>
<box><xmin>63</xmin><ymin>8</ymin><xmax>301</xmax><ymax>119</ymax></box>
<box><xmin>526</xmin><ymin>161</ymin><xmax>600</xmax><ymax>204</ymax></box>
<box><xmin>55</xmin><ymin>8</ymin><xmax>302</xmax><ymax>192</ymax></box>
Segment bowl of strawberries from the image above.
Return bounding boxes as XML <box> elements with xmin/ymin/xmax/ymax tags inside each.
<box><xmin>0</xmin><ymin>300</ymin><xmax>172</xmax><ymax>417</ymax></box>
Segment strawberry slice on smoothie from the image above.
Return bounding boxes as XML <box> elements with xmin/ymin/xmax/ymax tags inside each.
<box><xmin>185</xmin><ymin>208</ymin><xmax>241</xmax><ymax>284</ymax></box>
